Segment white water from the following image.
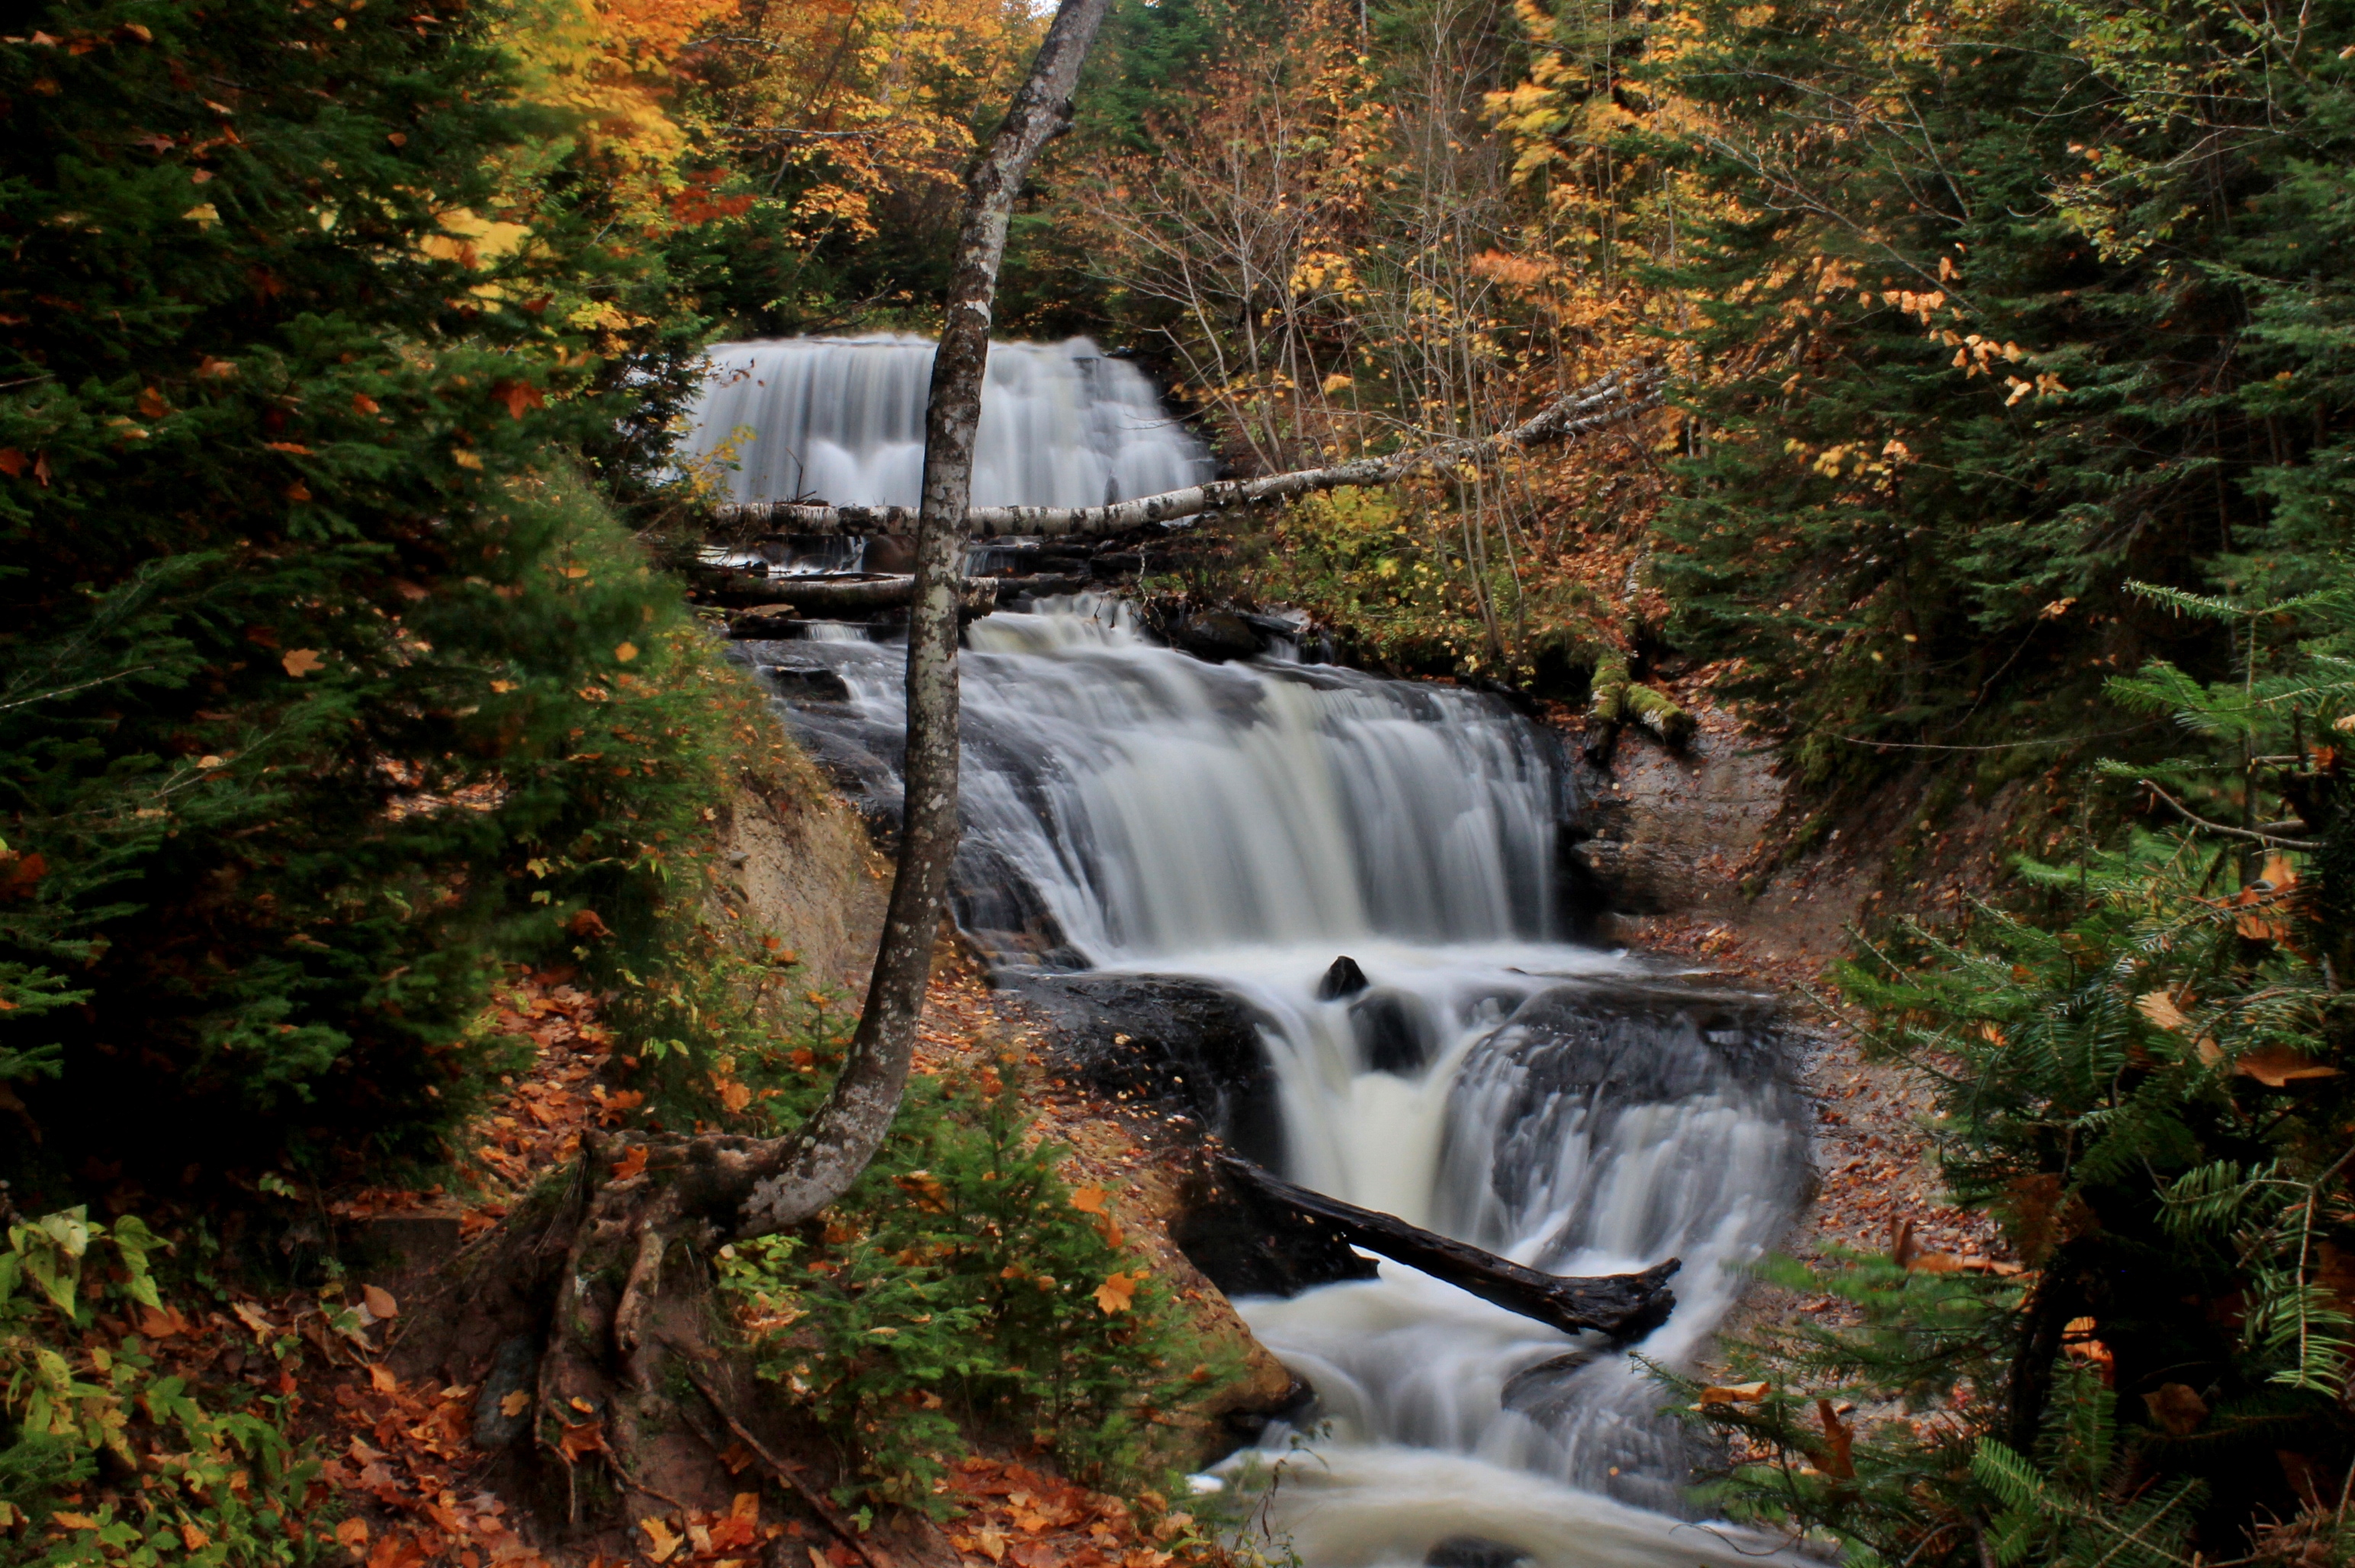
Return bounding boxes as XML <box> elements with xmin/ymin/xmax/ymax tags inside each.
<box><xmin>745</xmin><ymin>595</ymin><xmax>1807</xmax><ymax>1567</ymax></box>
<box><xmin>683</xmin><ymin>336</ymin><xmax>1214</xmax><ymax>509</ymax></box>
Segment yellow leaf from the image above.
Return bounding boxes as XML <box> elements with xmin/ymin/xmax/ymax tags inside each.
<box><xmin>1094</xmin><ymin>1271</ymin><xmax>1138</xmax><ymax>1315</ymax></box>
<box><xmin>500</xmin><ymin>1390</ymin><xmax>531</xmax><ymax>1418</ymax></box>
<box><xmin>368</xmin><ymin>1364</ymin><xmax>398</xmax><ymax>1393</ymax></box>
<box><xmin>282</xmin><ymin>649</ymin><xmax>324</xmax><ymax>678</ymax></box>
<box><xmin>451</xmin><ymin>448</ymin><xmax>484</xmax><ymax>471</ymax></box>
<box><xmin>641</xmin><ymin>1516</ymin><xmax>684</xmax><ymax>1563</ymax></box>
<box><xmin>362</xmin><ymin>1284</ymin><xmax>398</xmax><ymax>1319</ymax></box>
<box><xmin>52</xmin><ymin>1512</ymin><xmax>99</xmax><ymax>1530</ymax></box>
<box><xmin>183</xmin><ymin>202</ymin><xmax>220</xmax><ymax>228</ymax></box>
<box><xmin>615</xmin><ymin>641</ymin><xmax>638</xmax><ymax>663</ymax></box>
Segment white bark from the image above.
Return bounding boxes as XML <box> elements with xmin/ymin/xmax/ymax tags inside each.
<box><xmin>712</xmin><ymin>368</ymin><xmax>1664</xmax><ymax>539</ymax></box>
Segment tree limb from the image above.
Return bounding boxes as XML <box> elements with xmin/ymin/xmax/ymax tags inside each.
<box><xmin>712</xmin><ymin>368</ymin><xmax>1665</xmax><ymax>539</ymax></box>
<box><xmin>2139</xmin><ymin>779</ymin><xmax>2321</xmax><ymax>850</ymax></box>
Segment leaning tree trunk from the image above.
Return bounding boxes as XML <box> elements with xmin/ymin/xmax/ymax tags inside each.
<box><xmin>400</xmin><ymin>0</ymin><xmax>1118</xmax><ymax>1531</ymax></box>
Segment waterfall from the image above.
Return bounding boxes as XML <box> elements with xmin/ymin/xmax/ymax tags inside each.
<box><xmin>746</xmin><ymin>594</ymin><xmax>1807</xmax><ymax>1568</ymax></box>
<box><xmin>683</xmin><ymin>336</ymin><xmax>1215</xmax><ymax>509</ymax></box>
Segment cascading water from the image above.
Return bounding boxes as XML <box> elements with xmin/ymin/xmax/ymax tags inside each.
<box><xmin>744</xmin><ymin>598</ymin><xmax>1808</xmax><ymax>1568</ymax></box>
<box><xmin>683</xmin><ymin>336</ymin><xmax>1214</xmax><ymax>509</ymax></box>
<box><xmin>715</xmin><ymin>341</ymin><xmax>1804</xmax><ymax>1566</ymax></box>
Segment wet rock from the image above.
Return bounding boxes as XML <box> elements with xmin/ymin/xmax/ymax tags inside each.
<box><xmin>1425</xmin><ymin>1537</ymin><xmax>1534</xmax><ymax>1568</ymax></box>
<box><xmin>863</xmin><ymin>533</ymin><xmax>917</xmax><ymax>574</ymax></box>
<box><xmin>470</xmin><ymin>1335</ymin><xmax>538</xmax><ymax>1449</ymax></box>
<box><xmin>1499</xmin><ymin>1349</ymin><xmax>1599</xmax><ymax>1421</ymax></box>
<box><xmin>1349</xmin><ymin>987</ymin><xmax>1436</xmax><ymax>1075</ymax></box>
<box><xmin>1217</xmin><ymin>1374</ymin><xmax>1317</xmax><ymax>1445</ymax></box>
<box><xmin>954</xmin><ymin>842</ymin><xmax>1088</xmax><ymax>970</ymax></box>
<box><xmin>1316</xmin><ymin>955</ymin><xmax>1370</xmax><ymax>1000</ymax></box>
<box><xmin>758</xmin><ymin>660</ymin><xmax>853</xmax><ymax>703</ymax></box>
<box><xmin>1013</xmin><ymin>972</ymin><xmax>1287</xmax><ymax>1165</ymax></box>
<box><xmin>1170</xmin><ymin>1156</ymin><xmax>1379</xmax><ymax>1299</ymax></box>
<box><xmin>1171</xmin><ymin>610</ymin><xmax>1263</xmax><ymax>662</ymax></box>
<box><xmin>729</xmin><ymin>607</ymin><xmax>805</xmax><ymax>640</ymax></box>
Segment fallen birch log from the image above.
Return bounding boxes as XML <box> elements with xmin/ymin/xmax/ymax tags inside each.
<box><xmin>1216</xmin><ymin>1155</ymin><xmax>1677</xmax><ymax>1341</ymax></box>
<box><xmin>714</xmin><ymin>368</ymin><xmax>1666</xmax><ymax>541</ymax></box>
<box><xmin>697</xmin><ymin>575</ymin><xmax>1000</xmax><ymax>614</ymax></box>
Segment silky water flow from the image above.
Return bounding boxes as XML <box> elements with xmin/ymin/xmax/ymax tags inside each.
<box><xmin>745</xmin><ymin>603</ymin><xmax>1807</xmax><ymax>1568</ymax></box>
<box><xmin>713</xmin><ymin>340</ymin><xmax>1807</xmax><ymax>1567</ymax></box>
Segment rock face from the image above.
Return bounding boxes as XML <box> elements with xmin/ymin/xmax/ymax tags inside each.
<box><xmin>1012</xmin><ymin>972</ymin><xmax>1287</xmax><ymax>1167</ymax></box>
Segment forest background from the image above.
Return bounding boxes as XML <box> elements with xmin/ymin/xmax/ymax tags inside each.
<box><xmin>6</xmin><ymin>0</ymin><xmax>2355</xmax><ymax>1563</ymax></box>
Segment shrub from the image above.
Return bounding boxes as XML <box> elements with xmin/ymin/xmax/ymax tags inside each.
<box><xmin>0</xmin><ymin>1209</ymin><xmax>318</xmax><ymax>1566</ymax></box>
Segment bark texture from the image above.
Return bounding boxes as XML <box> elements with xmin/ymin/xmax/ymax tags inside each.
<box><xmin>712</xmin><ymin>368</ymin><xmax>1666</xmax><ymax>539</ymax></box>
<box><xmin>1216</xmin><ymin>1155</ymin><xmax>1679</xmax><ymax>1342</ymax></box>
<box><xmin>726</xmin><ymin>0</ymin><xmax>1115</xmax><ymax>1241</ymax></box>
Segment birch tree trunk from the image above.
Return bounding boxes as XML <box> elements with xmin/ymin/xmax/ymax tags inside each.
<box><xmin>728</xmin><ymin>0</ymin><xmax>1114</xmax><ymax>1240</ymax></box>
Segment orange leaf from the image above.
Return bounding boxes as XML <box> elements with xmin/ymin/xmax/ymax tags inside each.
<box><xmin>2233</xmin><ymin>1047</ymin><xmax>2339</xmax><ymax>1088</ymax></box>
<box><xmin>282</xmin><ymin>648</ymin><xmax>324</xmax><ymax>677</ymax></box>
<box><xmin>137</xmin><ymin>386</ymin><xmax>170</xmax><ymax>418</ymax></box>
<box><xmin>352</xmin><ymin>393</ymin><xmax>381</xmax><ymax>415</ymax></box>
<box><xmin>1070</xmin><ymin>1186</ymin><xmax>1109</xmax><ymax>1216</ymax></box>
<box><xmin>493</xmin><ymin>380</ymin><xmax>545</xmax><ymax>420</ymax></box>
<box><xmin>1094</xmin><ymin>1272</ymin><xmax>1138</xmax><ymax>1315</ymax></box>
<box><xmin>612</xmin><ymin>1145</ymin><xmax>649</xmax><ymax>1180</ymax></box>
<box><xmin>1696</xmin><ymin>1380</ymin><xmax>1769</xmax><ymax>1406</ymax></box>
<box><xmin>566</xmin><ymin>908</ymin><xmax>611</xmax><ymax>939</ymax></box>
<box><xmin>362</xmin><ymin>1284</ymin><xmax>399</xmax><ymax>1319</ymax></box>
<box><xmin>264</xmin><ymin>441</ymin><xmax>313</xmax><ymax>455</ymax></box>
<box><xmin>1815</xmin><ymin>1399</ymin><xmax>1855</xmax><ymax>1480</ymax></box>
<box><xmin>368</xmin><ymin>1364</ymin><xmax>398</xmax><ymax>1393</ymax></box>
<box><xmin>0</xmin><ymin>449</ymin><xmax>21</xmax><ymax>477</ymax></box>
<box><xmin>335</xmin><ymin>1519</ymin><xmax>371</xmax><ymax>1552</ymax></box>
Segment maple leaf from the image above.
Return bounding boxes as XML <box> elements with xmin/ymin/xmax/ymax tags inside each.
<box><xmin>362</xmin><ymin>1284</ymin><xmax>399</xmax><ymax>1319</ymax></box>
<box><xmin>282</xmin><ymin>648</ymin><xmax>324</xmax><ymax>677</ymax></box>
<box><xmin>492</xmin><ymin>379</ymin><xmax>546</xmax><ymax>419</ymax></box>
<box><xmin>451</xmin><ymin>448</ymin><xmax>484</xmax><ymax>471</ymax></box>
<box><xmin>368</xmin><ymin>1364</ymin><xmax>399</xmax><ymax>1393</ymax></box>
<box><xmin>500</xmin><ymin>1390</ymin><xmax>531</xmax><ymax>1418</ymax></box>
<box><xmin>1094</xmin><ymin>1272</ymin><xmax>1138</xmax><ymax>1314</ymax></box>
<box><xmin>336</xmin><ymin>1519</ymin><xmax>370</xmax><ymax>1551</ymax></box>
<box><xmin>641</xmin><ymin>1517</ymin><xmax>685</xmax><ymax>1563</ymax></box>
<box><xmin>612</xmin><ymin>1144</ymin><xmax>649</xmax><ymax>1180</ymax></box>
<box><xmin>614</xmin><ymin>641</ymin><xmax>639</xmax><ymax>662</ymax></box>
<box><xmin>1069</xmin><ymin>1187</ymin><xmax>1109</xmax><ymax>1215</ymax></box>
<box><xmin>137</xmin><ymin>386</ymin><xmax>169</xmax><ymax>418</ymax></box>
<box><xmin>184</xmin><ymin>203</ymin><xmax>220</xmax><ymax>229</ymax></box>
<box><xmin>353</xmin><ymin>393</ymin><xmax>381</xmax><ymax>414</ymax></box>
<box><xmin>557</xmin><ymin>1419</ymin><xmax>604</xmax><ymax>1461</ymax></box>
<box><xmin>567</xmin><ymin>908</ymin><xmax>611</xmax><ymax>939</ymax></box>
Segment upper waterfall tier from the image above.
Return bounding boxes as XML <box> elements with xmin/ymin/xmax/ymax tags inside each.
<box><xmin>684</xmin><ymin>336</ymin><xmax>1215</xmax><ymax>509</ymax></box>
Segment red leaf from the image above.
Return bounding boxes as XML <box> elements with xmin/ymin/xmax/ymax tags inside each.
<box><xmin>492</xmin><ymin>380</ymin><xmax>545</xmax><ymax>420</ymax></box>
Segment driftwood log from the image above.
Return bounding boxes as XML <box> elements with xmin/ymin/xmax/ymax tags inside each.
<box><xmin>1216</xmin><ymin>1155</ymin><xmax>1678</xmax><ymax>1342</ymax></box>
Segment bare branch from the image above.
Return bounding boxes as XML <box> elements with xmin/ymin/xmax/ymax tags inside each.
<box><xmin>715</xmin><ymin>367</ymin><xmax>1665</xmax><ymax>539</ymax></box>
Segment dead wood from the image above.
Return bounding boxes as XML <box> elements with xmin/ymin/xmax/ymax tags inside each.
<box><xmin>1215</xmin><ymin>1155</ymin><xmax>1678</xmax><ymax>1342</ymax></box>
<box><xmin>714</xmin><ymin>368</ymin><xmax>1665</xmax><ymax>540</ymax></box>
<box><xmin>676</xmin><ymin>1363</ymin><xmax>897</xmax><ymax>1568</ymax></box>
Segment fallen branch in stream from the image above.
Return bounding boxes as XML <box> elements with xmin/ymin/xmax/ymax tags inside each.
<box><xmin>698</xmin><ymin>574</ymin><xmax>1000</xmax><ymax>614</ymax></box>
<box><xmin>1216</xmin><ymin>1155</ymin><xmax>1679</xmax><ymax>1342</ymax></box>
<box><xmin>713</xmin><ymin>368</ymin><xmax>1666</xmax><ymax>540</ymax></box>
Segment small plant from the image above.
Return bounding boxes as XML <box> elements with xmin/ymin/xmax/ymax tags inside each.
<box><xmin>0</xmin><ymin>1210</ymin><xmax>320</xmax><ymax>1566</ymax></box>
<box><xmin>718</xmin><ymin>1054</ymin><xmax>1225</xmax><ymax>1515</ymax></box>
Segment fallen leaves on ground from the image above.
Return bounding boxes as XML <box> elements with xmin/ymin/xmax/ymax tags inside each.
<box><xmin>944</xmin><ymin>1458</ymin><xmax>1193</xmax><ymax>1568</ymax></box>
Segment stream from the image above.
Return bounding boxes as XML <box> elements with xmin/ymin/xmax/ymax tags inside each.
<box><xmin>692</xmin><ymin>339</ymin><xmax>1811</xmax><ymax>1568</ymax></box>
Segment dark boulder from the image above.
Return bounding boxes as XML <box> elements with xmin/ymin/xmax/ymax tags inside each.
<box><xmin>1348</xmin><ymin>987</ymin><xmax>1436</xmax><ymax>1075</ymax></box>
<box><xmin>1011</xmin><ymin>972</ymin><xmax>1287</xmax><ymax>1166</ymax></box>
<box><xmin>1425</xmin><ymin>1538</ymin><xmax>1534</xmax><ymax>1568</ymax></box>
<box><xmin>1316</xmin><ymin>954</ymin><xmax>1370</xmax><ymax>1000</ymax></box>
<box><xmin>1170</xmin><ymin>1156</ymin><xmax>1379</xmax><ymax>1300</ymax></box>
<box><xmin>1171</xmin><ymin>610</ymin><xmax>1264</xmax><ymax>662</ymax></box>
